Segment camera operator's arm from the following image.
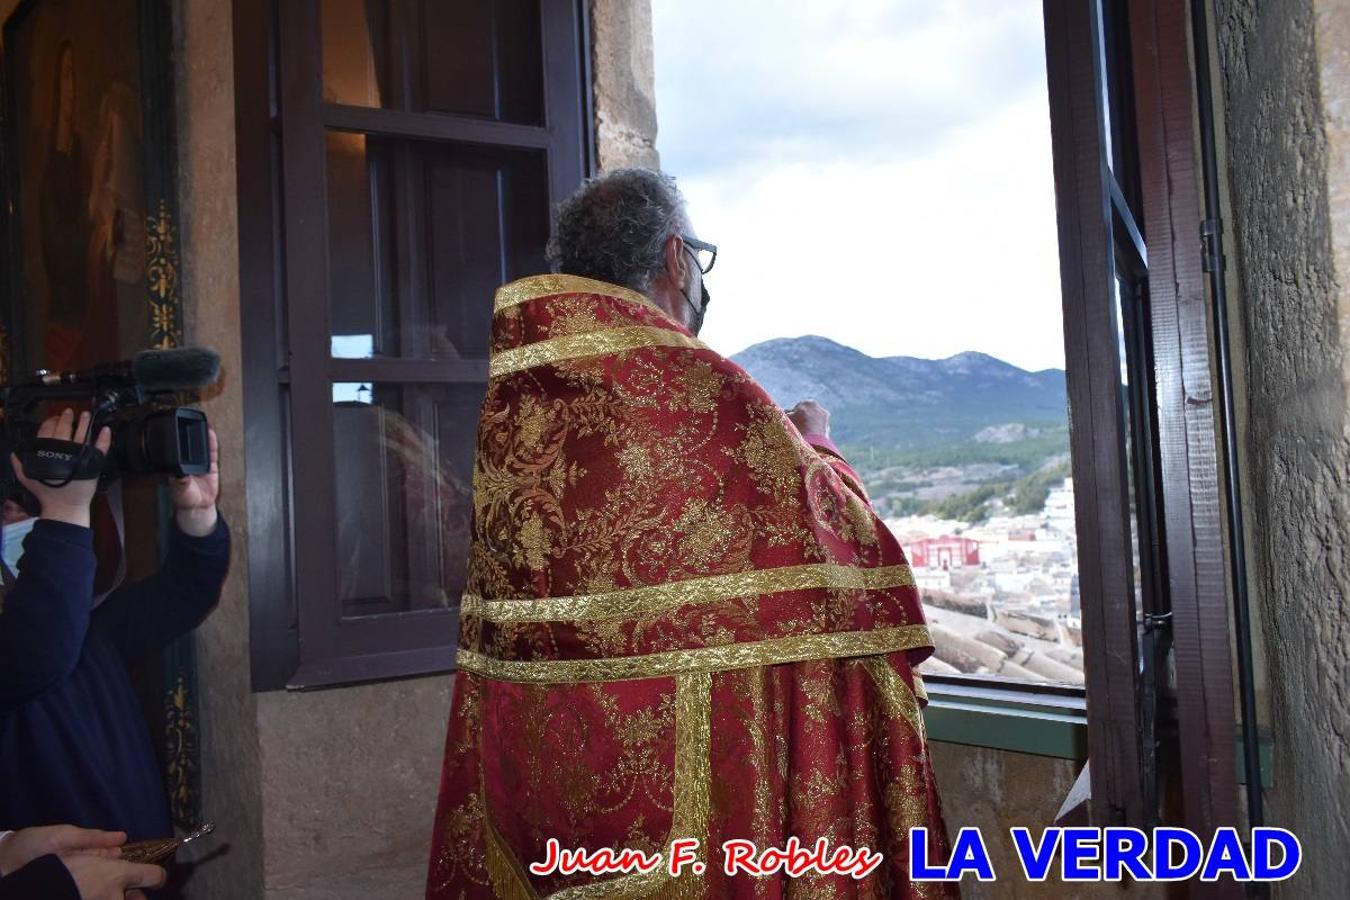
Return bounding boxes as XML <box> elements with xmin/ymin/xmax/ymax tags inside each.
<box><xmin>0</xmin><ymin>412</ymin><xmax>109</xmax><ymax>712</ymax></box>
<box><xmin>93</xmin><ymin>429</ymin><xmax>229</xmax><ymax>665</ymax></box>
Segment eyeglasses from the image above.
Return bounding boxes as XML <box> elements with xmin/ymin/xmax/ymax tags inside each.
<box><xmin>681</xmin><ymin>235</ymin><xmax>718</xmax><ymax>274</ymax></box>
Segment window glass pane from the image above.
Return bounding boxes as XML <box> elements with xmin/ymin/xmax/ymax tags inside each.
<box><xmin>332</xmin><ymin>381</ymin><xmax>483</xmax><ymax>617</ymax></box>
<box><xmin>321</xmin><ymin>0</ymin><xmax>544</xmax><ymax>123</ymax></box>
<box><xmin>327</xmin><ymin>132</ymin><xmax>399</xmax><ymax>357</ymax></box>
<box><xmin>326</xmin><ymin>133</ymin><xmax>550</xmax><ymax>360</ymax></box>
<box><xmin>1095</xmin><ymin>0</ymin><xmax>1115</xmax><ymax>172</ymax></box>
<box><xmin>421</xmin><ymin>0</ymin><xmax>544</xmax><ymax>124</ymax></box>
<box><xmin>322</xmin><ymin>0</ymin><xmax>390</xmax><ymax>107</ymax></box>
<box><xmin>1115</xmin><ymin>275</ymin><xmax>1144</xmax><ymax>610</ymax></box>
<box><xmin>654</xmin><ymin>0</ymin><xmax>1083</xmax><ymax>684</ymax></box>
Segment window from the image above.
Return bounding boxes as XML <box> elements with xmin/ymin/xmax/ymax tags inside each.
<box><xmin>654</xmin><ymin>0</ymin><xmax>1242</xmax><ymax>832</ymax></box>
<box><xmin>1043</xmin><ymin>0</ymin><xmax>1241</xmax><ymax>830</ymax></box>
<box><xmin>654</xmin><ymin>1</ymin><xmax>1088</xmax><ymax>687</ymax></box>
<box><xmin>235</xmin><ymin>0</ymin><xmax>592</xmax><ymax>689</ymax></box>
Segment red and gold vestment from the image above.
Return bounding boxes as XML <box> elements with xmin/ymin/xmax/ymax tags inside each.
<box><xmin>427</xmin><ymin>275</ymin><xmax>954</xmax><ymax>899</ymax></box>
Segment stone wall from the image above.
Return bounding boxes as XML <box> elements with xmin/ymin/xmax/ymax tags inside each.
<box><xmin>1213</xmin><ymin>0</ymin><xmax>1350</xmax><ymax>895</ymax></box>
<box><xmin>591</xmin><ymin>0</ymin><xmax>660</xmax><ymax>170</ymax></box>
<box><xmin>172</xmin><ymin>1</ymin><xmax>265</xmax><ymax>896</ymax></box>
<box><xmin>929</xmin><ymin>744</ymin><xmax>1134</xmax><ymax>899</ymax></box>
<box><xmin>252</xmin><ymin>680</ymin><xmax>451</xmax><ymax>899</ymax></box>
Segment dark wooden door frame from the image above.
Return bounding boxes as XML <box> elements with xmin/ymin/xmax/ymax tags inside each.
<box><xmin>233</xmin><ymin>0</ymin><xmax>298</xmax><ymax>692</ymax></box>
<box><xmin>1129</xmin><ymin>0</ymin><xmax>1240</xmax><ymax>853</ymax></box>
<box><xmin>1045</xmin><ymin>0</ymin><xmax>1241</xmax><ymax>858</ymax></box>
<box><xmin>1044</xmin><ymin>0</ymin><xmax>1149</xmax><ymax>829</ymax></box>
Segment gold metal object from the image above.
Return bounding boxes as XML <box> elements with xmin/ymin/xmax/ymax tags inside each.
<box><xmin>120</xmin><ymin>822</ymin><xmax>215</xmax><ymax>865</ymax></box>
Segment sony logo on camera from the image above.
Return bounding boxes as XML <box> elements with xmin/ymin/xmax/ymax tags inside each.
<box><xmin>35</xmin><ymin>449</ymin><xmax>74</xmax><ymax>461</ymax></box>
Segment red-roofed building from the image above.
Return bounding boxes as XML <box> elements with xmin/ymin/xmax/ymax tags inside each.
<box><xmin>908</xmin><ymin>536</ymin><xmax>981</xmax><ymax>570</ymax></box>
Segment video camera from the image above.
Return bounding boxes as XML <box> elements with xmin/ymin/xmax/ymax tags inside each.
<box><xmin>0</xmin><ymin>348</ymin><xmax>220</xmax><ymax>494</ymax></box>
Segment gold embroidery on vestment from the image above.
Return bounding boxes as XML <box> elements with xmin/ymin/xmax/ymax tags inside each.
<box><xmin>456</xmin><ymin>625</ymin><xmax>932</xmax><ymax>683</ymax></box>
<box><xmin>495</xmin><ymin>274</ymin><xmax>665</xmax><ymax>317</ymax></box>
<box><xmin>542</xmin><ymin>672</ymin><xmax>711</xmax><ymax>898</ymax></box>
<box><xmin>491</xmin><ymin>327</ymin><xmax>706</xmax><ymax>378</ymax></box>
<box><xmin>460</xmin><ymin>562</ymin><xmax>916</xmax><ymax>623</ymax></box>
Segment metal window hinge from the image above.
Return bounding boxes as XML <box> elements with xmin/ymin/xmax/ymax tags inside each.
<box><xmin>1200</xmin><ymin>218</ymin><xmax>1225</xmax><ymax>274</ymax></box>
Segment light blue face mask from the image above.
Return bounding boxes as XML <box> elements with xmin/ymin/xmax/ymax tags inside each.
<box><xmin>2</xmin><ymin>517</ymin><xmax>37</xmax><ymax>575</ymax></box>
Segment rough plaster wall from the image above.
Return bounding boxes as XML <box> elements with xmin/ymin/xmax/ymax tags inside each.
<box><xmin>172</xmin><ymin>1</ymin><xmax>266</xmax><ymax>897</ymax></box>
<box><xmin>591</xmin><ymin>0</ymin><xmax>660</xmax><ymax>170</ymax></box>
<box><xmin>928</xmin><ymin>744</ymin><xmax>1140</xmax><ymax>899</ymax></box>
<box><xmin>1213</xmin><ymin>0</ymin><xmax>1350</xmax><ymax>894</ymax></box>
<box><xmin>255</xmin><ymin>678</ymin><xmax>452</xmax><ymax>899</ymax></box>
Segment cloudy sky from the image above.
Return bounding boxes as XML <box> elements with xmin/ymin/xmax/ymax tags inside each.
<box><xmin>651</xmin><ymin>0</ymin><xmax>1065</xmax><ymax>372</ymax></box>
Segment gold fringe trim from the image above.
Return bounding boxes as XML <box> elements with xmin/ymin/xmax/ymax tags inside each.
<box><xmin>461</xmin><ymin>562</ymin><xmax>917</xmax><ymax>623</ymax></box>
<box><xmin>457</xmin><ymin>625</ymin><xmax>932</xmax><ymax>684</ymax></box>
<box><xmin>860</xmin><ymin>656</ymin><xmax>926</xmax><ymax>742</ymax></box>
<box><xmin>490</xmin><ymin>326</ymin><xmax>705</xmax><ymax>378</ymax></box>
<box><xmin>486</xmin><ymin>817</ymin><xmax>541</xmax><ymax>900</ymax></box>
<box><xmin>495</xmin><ymin>274</ymin><xmax>663</xmax><ymax>317</ymax></box>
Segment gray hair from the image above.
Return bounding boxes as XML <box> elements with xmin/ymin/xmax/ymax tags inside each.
<box><xmin>545</xmin><ymin>168</ymin><xmax>690</xmax><ymax>293</ymax></box>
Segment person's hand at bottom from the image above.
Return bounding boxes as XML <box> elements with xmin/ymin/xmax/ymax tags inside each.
<box><xmin>62</xmin><ymin>853</ymin><xmax>166</xmax><ymax>900</ymax></box>
<box><xmin>0</xmin><ymin>825</ymin><xmax>124</xmax><ymax>874</ymax></box>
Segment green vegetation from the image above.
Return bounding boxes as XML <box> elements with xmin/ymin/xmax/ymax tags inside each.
<box><xmin>852</xmin><ymin>427</ymin><xmax>1073</xmax><ymax>523</ymax></box>
<box><xmin>929</xmin><ymin>484</ymin><xmax>1001</xmax><ymax>524</ymax></box>
<box><xmin>841</xmin><ymin>424</ymin><xmax>1069</xmax><ymax>475</ymax></box>
<box><xmin>1007</xmin><ymin>459</ymin><xmax>1072</xmax><ymax>515</ymax></box>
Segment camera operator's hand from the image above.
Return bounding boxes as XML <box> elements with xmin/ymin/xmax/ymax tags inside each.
<box><xmin>11</xmin><ymin>410</ymin><xmax>112</xmax><ymax>529</ymax></box>
<box><xmin>168</xmin><ymin>427</ymin><xmax>219</xmax><ymax>537</ymax></box>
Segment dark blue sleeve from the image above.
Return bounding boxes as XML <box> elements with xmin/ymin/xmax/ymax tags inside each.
<box><xmin>0</xmin><ymin>855</ymin><xmax>80</xmax><ymax>900</ymax></box>
<box><xmin>92</xmin><ymin>515</ymin><xmax>231</xmax><ymax>666</ymax></box>
<box><xmin>0</xmin><ymin>520</ymin><xmax>96</xmax><ymax>713</ymax></box>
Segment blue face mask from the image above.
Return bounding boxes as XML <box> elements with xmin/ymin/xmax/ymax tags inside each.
<box><xmin>3</xmin><ymin>517</ymin><xmax>36</xmax><ymax>575</ymax></box>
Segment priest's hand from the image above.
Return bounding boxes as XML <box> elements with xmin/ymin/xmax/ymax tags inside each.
<box><xmin>169</xmin><ymin>427</ymin><xmax>220</xmax><ymax>537</ymax></box>
<box><xmin>787</xmin><ymin>399</ymin><xmax>831</xmax><ymax>440</ymax></box>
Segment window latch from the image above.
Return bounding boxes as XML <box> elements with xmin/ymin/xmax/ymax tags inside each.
<box><xmin>1200</xmin><ymin>218</ymin><xmax>1225</xmax><ymax>274</ymax></box>
<box><xmin>1142</xmin><ymin>610</ymin><xmax>1173</xmax><ymax>632</ymax></box>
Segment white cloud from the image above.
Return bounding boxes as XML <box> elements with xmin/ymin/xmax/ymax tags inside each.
<box><xmin>653</xmin><ymin>0</ymin><xmax>1066</xmax><ymax>371</ymax></box>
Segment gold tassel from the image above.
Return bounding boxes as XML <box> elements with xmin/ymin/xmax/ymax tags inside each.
<box><xmin>485</xmin><ymin>819</ymin><xmax>539</xmax><ymax>900</ymax></box>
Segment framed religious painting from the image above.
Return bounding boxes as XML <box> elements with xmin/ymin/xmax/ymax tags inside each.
<box><xmin>0</xmin><ymin>0</ymin><xmax>196</xmax><ymax>832</ymax></box>
<box><xmin>0</xmin><ymin>0</ymin><xmax>180</xmax><ymax>379</ymax></box>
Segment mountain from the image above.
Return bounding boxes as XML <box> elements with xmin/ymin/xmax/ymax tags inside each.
<box><xmin>730</xmin><ymin>336</ymin><xmax>1067</xmax><ymax>450</ymax></box>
